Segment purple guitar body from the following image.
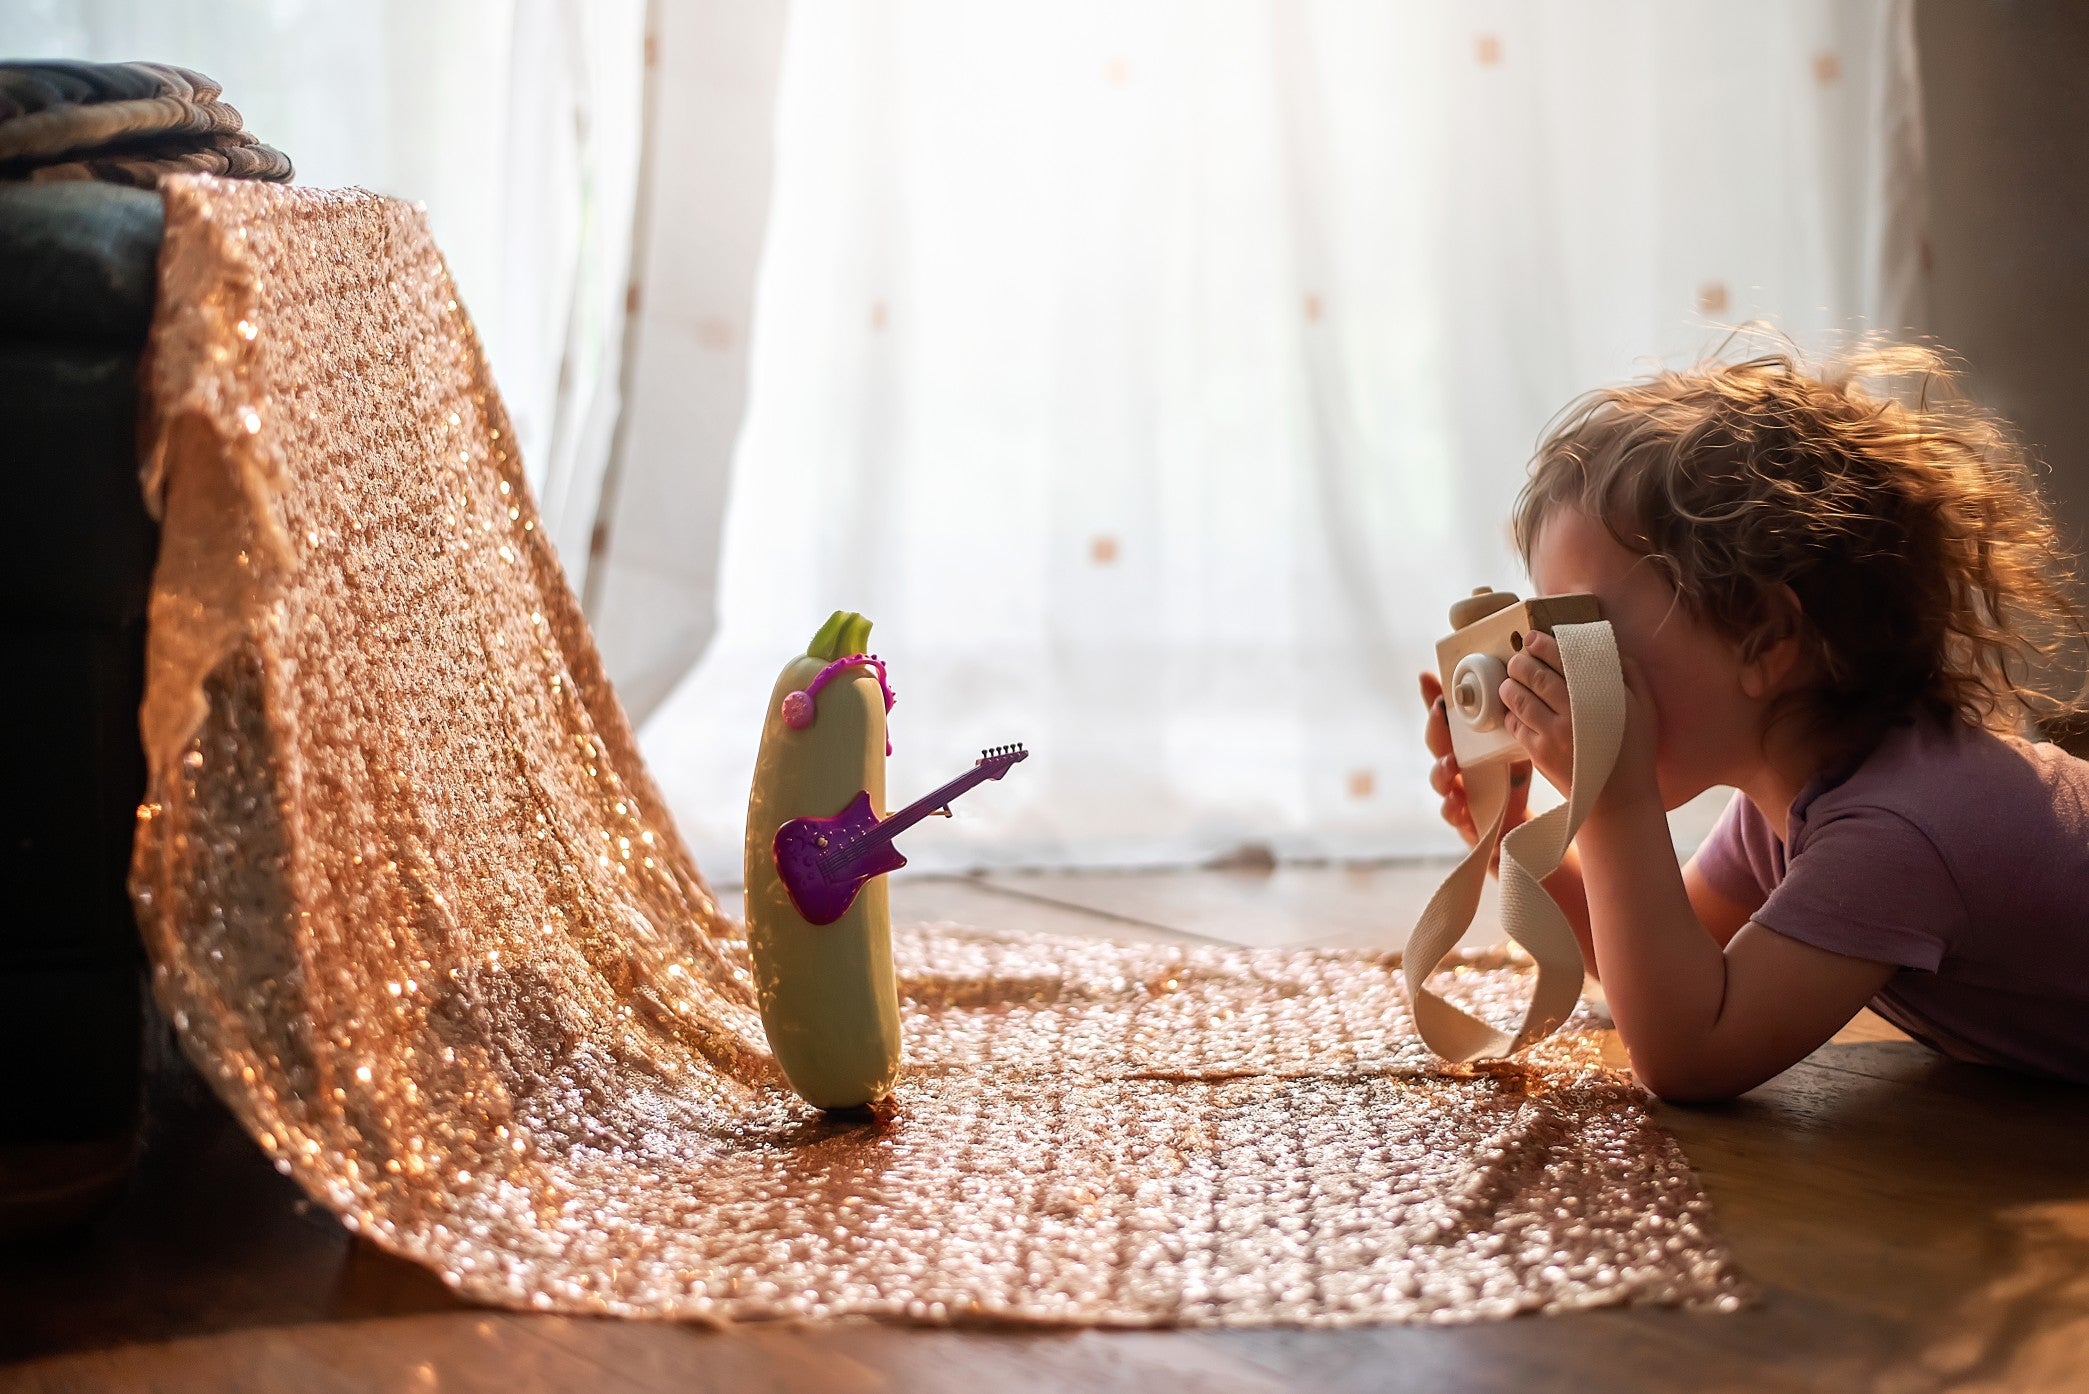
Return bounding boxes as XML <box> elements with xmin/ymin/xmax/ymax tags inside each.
<box><xmin>774</xmin><ymin>745</ymin><xmax>1027</xmax><ymax>926</ymax></box>
<box><xmin>773</xmin><ymin>790</ymin><xmax>908</xmax><ymax>925</ymax></box>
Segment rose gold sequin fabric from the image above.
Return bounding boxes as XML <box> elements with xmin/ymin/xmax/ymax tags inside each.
<box><xmin>129</xmin><ymin>176</ymin><xmax>1748</xmax><ymax>1325</ymax></box>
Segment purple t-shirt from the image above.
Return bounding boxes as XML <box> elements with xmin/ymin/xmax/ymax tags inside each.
<box><xmin>1693</xmin><ymin>713</ymin><xmax>2089</xmax><ymax>1083</ymax></box>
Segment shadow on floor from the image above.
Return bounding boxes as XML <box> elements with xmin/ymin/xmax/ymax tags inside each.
<box><xmin>0</xmin><ymin>1020</ymin><xmax>463</xmax><ymax>1365</ymax></box>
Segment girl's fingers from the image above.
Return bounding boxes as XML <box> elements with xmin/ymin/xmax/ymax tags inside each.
<box><xmin>1506</xmin><ymin>646</ymin><xmax>1567</xmax><ymax>714</ymax></box>
<box><xmin>1501</xmin><ymin>679</ymin><xmax>1561</xmax><ymax>745</ymax></box>
<box><xmin>1500</xmin><ymin>679</ymin><xmax>1524</xmax><ymax>721</ymax></box>
<box><xmin>1441</xmin><ymin>796</ymin><xmax>1474</xmax><ymax>842</ymax></box>
<box><xmin>1504</xmin><ymin>709</ymin><xmax>1543</xmax><ymax>766</ymax></box>
<box><xmin>1427</xmin><ymin>668</ymin><xmax>1475</xmax><ymax>842</ymax></box>
<box><xmin>1445</xmin><ymin>785</ymin><xmax>1478</xmax><ymax>839</ymax></box>
<box><xmin>1423</xmin><ymin>694</ymin><xmax>1452</xmax><ymax>759</ymax></box>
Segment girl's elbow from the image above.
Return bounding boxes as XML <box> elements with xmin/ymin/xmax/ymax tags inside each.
<box><xmin>1638</xmin><ymin>1071</ymin><xmax>1745</xmax><ymax>1105</ymax></box>
<box><xmin>1629</xmin><ymin>1054</ymin><xmax>1774</xmax><ymax>1104</ymax></box>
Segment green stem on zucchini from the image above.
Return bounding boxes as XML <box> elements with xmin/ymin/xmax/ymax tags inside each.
<box><xmin>807</xmin><ymin>610</ymin><xmax>875</xmax><ymax>662</ymax></box>
<box><xmin>806</xmin><ymin>610</ymin><xmax>849</xmax><ymax>660</ymax></box>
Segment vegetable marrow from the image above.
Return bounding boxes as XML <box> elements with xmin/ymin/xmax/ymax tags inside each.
<box><xmin>743</xmin><ymin>611</ymin><xmax>901</xmax><ymax>1109</ymax></box>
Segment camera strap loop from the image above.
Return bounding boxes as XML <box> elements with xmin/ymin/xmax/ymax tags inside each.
<box><xmin>1403</xmin><ymin>620</ymin><xmax>1626</xmax><ymax>1062</ymax></box>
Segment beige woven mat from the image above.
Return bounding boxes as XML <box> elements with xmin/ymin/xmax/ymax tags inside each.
<box><xmin>129</xmin><ymin>175</ymin><xmax>1747</xmax><ymax>1326</ymax></box>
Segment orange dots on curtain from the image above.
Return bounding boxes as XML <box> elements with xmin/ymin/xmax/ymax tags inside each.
<box><xmin>1104</xmin><ymin>59</ymin><xmax>1132</xmax><ymax>87</ymax></box>
<box><xmin>695</xmin><ymin>318</ymin><xmax>736</xmax><ymax>351</ymax></box>
<box><xmin>1813</xmin><ymin>52</ymin><xmax>1842</xmax><ymax>85</ymax></box>
<box><xmin>869</xmin><ymin>301</ymin><xmax>888</xmax><ymax>332</ymax></box>
<box><xmin>1089</xmin><ymin>535</ymin><xmax>1120</xmax><ymax>566</ymax></box>
<box><xmin>1697</xmin><ymin>282</ymin><xmax>1729</xmax><ymax>315</ymax></box>
<box><xmin>1475</xmin><ymin>35</ymin><xmax>1502</xmax><ymax>67</ymax></box>
<box><xmin>1303</xmin><ymin>294</ymin><xmax>1323</xmax><ymax>323</ymax></box>
<box><xmin>1347</xmin><ymin>769</ymin><xmax>1377</xmax><ymax>800</ymax></box>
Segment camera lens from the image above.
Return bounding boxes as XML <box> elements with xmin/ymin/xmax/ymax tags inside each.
<box><xmin>1450</xmin><ymin>653</ymin><xmax>1508</xmax><ymax>732</ymax></box>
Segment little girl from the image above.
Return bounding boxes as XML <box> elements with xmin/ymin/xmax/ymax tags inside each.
<box><xmin>1419</xmin><ymin>343</ymin><xmax>2089</xmax><ymax>1100</ymax></box>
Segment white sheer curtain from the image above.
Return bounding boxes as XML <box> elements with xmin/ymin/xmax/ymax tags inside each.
<box><xmin>1</xmin><ymin>0</ymin><xmax>647</xmax><ymax>588</ymax></box>
<box><xmin>637</xmin><ymin>0</ymin><xmax>1926</xmax><ymax>877</ymax></box>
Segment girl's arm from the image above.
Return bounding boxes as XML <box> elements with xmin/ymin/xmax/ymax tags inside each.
<box><xmin>1541</xmin><ymin>844</ymin><xmax>1755</xmax><ymax>983</ymax></box>
<box><xmin>1576</xmin><ymin>791</ymin><xmax>1896</xmax><ymax>1101</ymax></box>
<box><xmin>1683</xmin><ymin>855</ymin><xmax>1756</xmax><ymax>949</ymax></box>
<box><xmin>1540</xmin><ymin>848</ymin><xmax>1596</xmax><ymax>978</ymax></box>
<box><xmin>1500</xmin><ymin>630</ymin><xmax>1892</xmax><ymax>1100</ymax></box>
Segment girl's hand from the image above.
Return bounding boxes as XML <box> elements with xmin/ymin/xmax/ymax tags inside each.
<box><xmin>1499</xmin><ymin>630</ymin><xmax>1660</xmax><ymax>816</ymax></box>
<box><xmin>1419</xmin><ymin>671</ymin><xmax>1532</xmax><ymax>872</ymax></box>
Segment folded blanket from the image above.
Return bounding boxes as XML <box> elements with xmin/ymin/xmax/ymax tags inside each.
<box><xmin>0</xmin><ymin>61</ymin><xmax>290</xmax><ymax>188</ymax></box>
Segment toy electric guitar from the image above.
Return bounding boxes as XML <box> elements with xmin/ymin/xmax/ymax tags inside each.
<box><xmin>774</xmin><ymin>745</ymin><xmax>1028</xmax><ymax>925</ymax></box>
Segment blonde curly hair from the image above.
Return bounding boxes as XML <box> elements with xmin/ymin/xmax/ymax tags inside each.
<box><xmin>1512</xmin><ymin>338</ymin><xmax>2089</xmax><ymax>762</ymax></box>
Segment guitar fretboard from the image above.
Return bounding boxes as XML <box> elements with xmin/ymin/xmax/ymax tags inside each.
<box><xmin>822</xmin><ymin>748</ymin><xmax>1026</xmax><ymax>873</ymax></box>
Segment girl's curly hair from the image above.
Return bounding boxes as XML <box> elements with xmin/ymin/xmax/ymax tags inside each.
<box><xmin>1512</xmin><ymin>338</ymin><xmax>2089</xmax><ymax>763</ymax></box>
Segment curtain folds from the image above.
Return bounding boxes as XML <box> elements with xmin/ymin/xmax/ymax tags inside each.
<box><xmin>2</xmin><ymin>0</ymin><xmax>647</xmax><ymax>592</ymax></box>
<box><xmin>633</xmin><ymin>0</ymin><xmax>1927</xmax><ymax>875</ymax></box>
<box><xmin>7</xmin><ymin>1</ymin><xmax>1926</xmax><ymax>875</ymax></box>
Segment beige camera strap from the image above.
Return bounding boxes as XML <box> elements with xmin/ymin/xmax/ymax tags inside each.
<box><xmin>1404</xmin><ymin>620</ymin><xmax>1626</xmax><ymax>1062</ymax></box>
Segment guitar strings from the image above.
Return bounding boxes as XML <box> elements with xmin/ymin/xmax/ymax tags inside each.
<box><xmin>811</xmin><ymin>748</ymin><xmax>1025</xmax><ymax>878</ymax></box>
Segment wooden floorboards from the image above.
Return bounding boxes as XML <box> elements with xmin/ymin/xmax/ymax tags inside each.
<box><xmin>5</xmin><ymin>861</ymin><xmax>2085</xmax><ymax>1393</ymax></box>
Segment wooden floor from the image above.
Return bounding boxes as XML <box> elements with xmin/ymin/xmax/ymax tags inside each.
<box><xmin>5</xmin><ymin>860</ymin><xmax>2087</xmax><ymax>1393</ymax></box>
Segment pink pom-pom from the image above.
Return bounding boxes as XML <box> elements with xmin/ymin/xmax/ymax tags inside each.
<box><xmin>782</xmin><ymin>690</ymin><xmax>815</xmax><ymax>729</ymax></box>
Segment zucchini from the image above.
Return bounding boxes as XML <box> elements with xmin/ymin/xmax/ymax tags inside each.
<box><xmin>744</xmin><ymin>611</ymin><xmax>902</xmax><ymax>1109</ymax></box>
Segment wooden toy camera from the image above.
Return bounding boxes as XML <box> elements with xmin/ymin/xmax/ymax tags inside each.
<box><xmin>1434</xmin><ymin>587</ymin><xmax>1602</xmax><ymax>770</ymax></box>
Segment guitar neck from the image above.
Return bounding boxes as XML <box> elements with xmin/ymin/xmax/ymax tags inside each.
<box><xmin>819</xmin><ymin>753</ymin><xmax>1026</xmax><ymax>876</ymax></box>
<box><xmin>875</xmin><ymin>767</ymin><xmax>995</xmax><ymax>844</ymax></box>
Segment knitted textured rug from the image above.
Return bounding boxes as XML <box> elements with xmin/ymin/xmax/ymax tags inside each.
<box><xmin>129</xmin><ymin>174</ymin><xmax>1747</xmax><ymax>1326</ymax></box>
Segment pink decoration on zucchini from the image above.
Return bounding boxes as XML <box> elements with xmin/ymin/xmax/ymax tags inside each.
<box><xmin>781</xmin><ymin>653</ymin><xmax>897</xmax><ymax>754</ymax></box>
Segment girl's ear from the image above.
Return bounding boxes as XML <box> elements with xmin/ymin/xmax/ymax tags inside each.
<box><xmin>1740</xmin><ymin>585</ymin><xmax>1808</xmax><ymax>700</ymax></box>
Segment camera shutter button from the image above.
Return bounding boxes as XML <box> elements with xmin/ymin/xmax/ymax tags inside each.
<box><xmin>1448</xmin><ymin>587</ymin><xmax>1519</xmax><ymax>630</ymax></box>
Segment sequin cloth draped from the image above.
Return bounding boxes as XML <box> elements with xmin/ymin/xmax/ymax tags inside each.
<box><xmin>129</xmin><ymin>176</ymin><xmax>1747</xmax><ymax>1325</ymax></box>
